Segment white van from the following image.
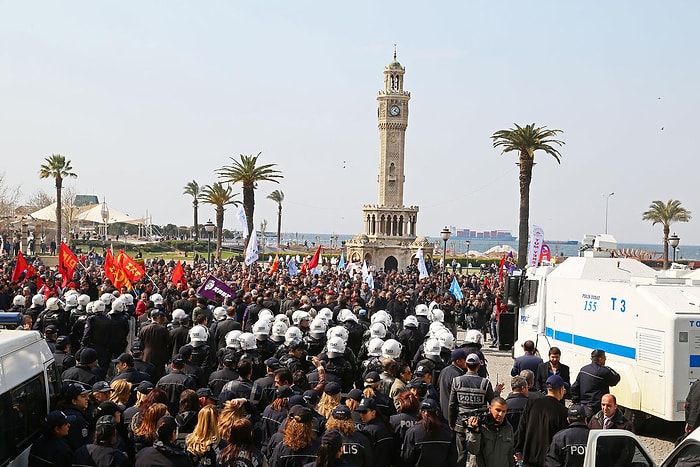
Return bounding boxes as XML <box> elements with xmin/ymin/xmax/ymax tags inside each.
<box><xmin>0</xmin><ymin>328</ymin><xmax>60</xmax><ymax>467</ymax></box>
<box><xmin>584</xmin><ymin>429</ymin><xmax>700</xmax><ymax>466</ymax></box>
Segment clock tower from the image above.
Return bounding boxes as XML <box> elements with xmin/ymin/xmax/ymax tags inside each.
<box><xmin>346</xmin><ymin>54</ymin><xmax>431</xmax><ymax>272</ymax></box>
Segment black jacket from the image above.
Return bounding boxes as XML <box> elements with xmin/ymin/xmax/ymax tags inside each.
<box><xmin>134</xmin><ymin>440</ymin><xmax>193</xmax><ymax>467</ymax></box>
<box><xmin>535</xmin><ymin>362</ymin><xmax>571</xmax><ymax>394</ymax></box>
<box><xmin>571</xmin><ymin>362</ymin><xmax>620</xmax><ymax>416</ymax></box>
<box><xmin>28</xmin><ymin>434</ymin><xmax>73</xmax><ymax>467</ymax></box>
<box><xmin>545</xmin><ymin>421</ymin><xmax>589</xmax><ymax>467</ymax></box>
<box><xmin>72</xmin><ymin>443</ymin><xmax>130</xmax><ymax>467</ymax></box>
<box><xmin>269</xmin><ymin>438</ymin><xmax>320</xmax><ymax>467</ymax></box>
<box><xmin>359</xmin><ymin>417</ymin><xmax>394</xmax><ymax>467</ymax></box>
<box><xmin>402</xmin><ymin>419</ymin><xmax>456</xmax><ymax>467</ymax></box>
<box><xmin>516</xmin><ymin>395</ymin><xmax>568</xmax><ymax>467</ymax></box>
<box><xmin>156</xmin><ymin>369</ymin><xmax>196</xmax><ymax>415</ymax></box>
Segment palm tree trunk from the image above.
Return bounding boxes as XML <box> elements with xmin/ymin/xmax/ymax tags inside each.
<box><xmin>663</xmin><ymin>224</ymin><xmax>670</xmax><ymax>270</ymax></box>
<box><xmin>517</xmin><ymin>153</ymin><xmax>533</xmax><ymax>269</ymax></box>
<box><xmin>243</xmin><ymin>184</ymin><xmax>255</xmax><ymax>249</ymax></box>
<box><xmin>216</xmin><ymin>207</ymin><xmax>224</xmax><ymax>260</ymax></box>
<box><xmin>193</xmin><ymin>201</ymin><xmax>199</xmax><ymax>242</ymax></box>
<box><xmin>276</xmin><ymin>204</ymin><xmax>282</xmax><ymax>248</ymax></box>
<box><xmin>55</xmin><ymin>177</ymin><xmax>63</xmax><ymax>247</ymax></box>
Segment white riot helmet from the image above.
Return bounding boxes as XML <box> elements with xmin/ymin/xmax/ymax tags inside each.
<box><xmin>32</xmin><ymin>294</ymin><xmax>45</xmax><ymax>307</ymax></box>
<box><xmin>238</xmin><ymin>332</ymin><xmax>257</xmax><ymax>351</ymax></box>
<box><xmin>464</xmin><ymin>329</ymin><xmax>484</xmax><ymax>347</ymax></box>
<box><xmin>111</xmin><ymin>298</ymin><xmax>127</xmax><ymax>313</ymax></box>
<box><xmin>326</xmin><ymin>336</ymin><xmax>346</xmax><ymax>358</ymax></box>
<box><xmin>100</xmin><ymin>293</ymin><xmax>115</xmax><ymax>306</ymax></box>
<box><xmin>12</xmin><ymin>295</ymin><xmax>25</xmax><ymax>307</ymax></box>
<box><xmin>292</xmin><ymin>310</ymin><xmax>311</xmax><ymax>326</ymax></box>
<box><xmin>86</xmin><ymin>302</ymin><xmax>94</xmax><ymax>314</ymax></box>
<box><xmin>150</xmin><ymin>293</ymin><xmax>164</xmax><ymax>306</ymax></box>
<box><xmin>429</xmin><ymin>321</ymin><xmax>446</xmax><ymax>338</ymax></box>
<box><xmin>78</xmin><ymin>294</ymin><xmax>91</xmax><ymax>307</ymax></box>
<box><xmin>274</xmin><ymin>314</ymin><xmax>290</xmax><ymax>327</ymax></box>
<box><xmin>225</xmin><ymin>330</ymin><xmax>243</xmax><ymax>349</ymax></box>
<box><xmin>338</xmin><ymin>309</ymin><xmax>358</xmax><ymax>323</ymax></box>
<box><xmin>437</xmin><ymin>330</ymin><xmax>455</xmax><ymax>350</ymax></box>
<box><xmin>64</xmin><ymin>294</ymin><xmax>78</xmax><ymax>308</ymax></box>
<box><xmin>122</xmin><ymin>294</ymin><xmax>134</xmax><ymax>306</ymax></box>
<box><xmin>371</xmin><ymin>310</ymin><xmax>392</xmax><ymax>328</ymax></box>
<box><xmin>424</xmin><ymin>338</ymin><xmax>442</xmax><ymax>358</ymax></box>
<box><xmin>172</xmin><ymin>309</ymin><xmax>187</xmax><ymax>322</ymax></box>
<box><xmin>369</xmin><ymin>322</ymin><xmax>387</xmax><ymax>339</ymax></box>
<box><xmin>327</xmin><ymin>326</ymin><xmax>349</xmax><ymax>342</ymax></box>
<box><xmin>309</xmin><ymin>318</ymin><xmax>327</xmax><ymax>340</ymax></box>
<box><xmin>428</xmin><ymin>308</ymin><xmax>444</xmax><ymax>323</ymax></box>
<box><xmin>415</xmin><ymin>304</ymin><xmax>429</xmax><ymax>317</ymax></box>
<box><xmin>92</xmin><ymin>300</ymin><xmax>106</xmax><ymax>314</ymax></box>
<box><xmin>317</xmin><ymin>308</ymin><xmax>333</xmax><ymax>324</ymax></box>
<box><xmin>403</xmin><ymin>315</ymin><xmax>418</xmax><ymax>328</ymax></box>
<box><xmin>189</xmin><ymin>325</ymin><xmax>209</xmax><ymax>346</ymax></box>
<box><xmin>213</xmin><ymin>307</ymin><xmax>227</xmax><ymax>322</ymax></box>
<box><xmin>367</xmin><ymin>337</ymin><xmax>385</xmax><ymax>357</ymax></box>
<box><xmin>285</xmin><ymin>326</ymin><xmax>303</xmax><ymax>345</ymax></box>
<box><xmin>253</xmin><ymin>320</ymin><xmax>271</xmax><ymax>338</ymax></box>
<box><xmin>259</xmin><ymin>309</ymin><xmax>274</xmax><ymax>321</ymax></box>
<box><xmin>271</xmin><ymin>321</ymin><xmax>288</xmax><ymax>343</ymax></box>
<box><xmin>45</xmin><ymin>297</ymin><xmax>61</xmax><ymax>311</ymax></box>
<box><xmin>381</xmin><ymin>339</ymin><xmax>402</xmax><ymax>359</ymax></box>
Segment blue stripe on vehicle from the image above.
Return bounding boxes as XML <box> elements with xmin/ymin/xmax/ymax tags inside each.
<box><xmin>545</xmin><ymin>327</ymin><xmax>636</xmax><ymax>359</ymax></box>
<box><xmin>689</xmin><ymin>355</ymin><xmax>700</xmax><ymax>368</ymax></box>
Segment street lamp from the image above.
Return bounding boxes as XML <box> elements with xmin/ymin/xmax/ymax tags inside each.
<box><xmin>124</xmin><ymin>229</ymin><xmax>128</xmax><ymax>249</ymax></box>
<box><xmin>440</xmin><ymin>226</ymin><xmax>451</xmax><ymax>292</ymax></box>
<box><xmin>204</xmin><ymin>219</ymin><xmax>215</xmax><ymax>270</ymax></box>
<box><xmin>100</xmin><ymin>200</ymin><xmax>110</xmax><ymax>241</ymax></box>
<box><xmin>603</xmin><ymin>192</ymin><xmax>614</xmax><ymax>234</ymax></box>
<box><xmin>465</xmin><ymin>240</ymin><xmax>471</xmax><ymax>268</ymax></box>
<box><xmin>669</xmin><ymin>233</ymin><xmax>680</xmax><ymax>263</ymax></box>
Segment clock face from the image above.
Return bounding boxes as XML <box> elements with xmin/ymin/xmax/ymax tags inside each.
<box><xmin>390</xmin><ymin>105</ymin><xmax>400</xmax><ymax>116</ymax></box>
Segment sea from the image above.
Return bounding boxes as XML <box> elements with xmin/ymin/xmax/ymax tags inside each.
<box><xmin>270</xmin><ymin>232</ymin><xmax>700</xmax><ymax>261</ymax></box>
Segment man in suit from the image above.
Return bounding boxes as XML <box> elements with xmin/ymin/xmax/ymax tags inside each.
<box><xmin>535</xmin><ymin>347</ymin><xmax>570</xmax><ymax>396</ymax></box>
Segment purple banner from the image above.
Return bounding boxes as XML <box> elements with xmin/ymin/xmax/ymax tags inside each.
<box><xmin>197</xmin><ymin>275</ymin><xmax>236</xmax><ymax>301</ymax></box>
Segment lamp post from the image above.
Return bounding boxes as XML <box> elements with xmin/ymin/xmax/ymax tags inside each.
<box><xmin>669</xmin><ymin>233</ymin><xmax>680</xmax><ymax>263</ymax></box>
<box><xmin>204</xmin><ymin>219</ymin><xmax>215</xmax><ymax>271</ymax></box>
<box><xmin>124</xmin><ymin>229</ymin><xmax>128</xmax><ymax>249</ymax></box>
<box><xmin>465</xmin><ymin>240</ymin><xmax>471</xmax><ymax>272</ymax></box>
<box><xmin>603</xmin><ymin>192</ymin><xmax>614</xmax><ymax>234</ymax></box>
<box><xmin>440</xmin><ymin>226</ymin><xmax>451</xmax><ymax>292</ymax></box>
<box><xmin>100</xmin><ymin>200</ymin><xmax>109</xmax><ymax>241</ymax></box>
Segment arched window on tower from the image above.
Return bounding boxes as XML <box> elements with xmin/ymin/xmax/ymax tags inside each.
<box><xmin>388</xmin><ymin>162</ymin><xmax>396</xmax><ymax>181</ymax></box>
<box><xmin>399</xmin><ymin>215</ymin><xmax>404</xmax><ymax>236</ymax></box>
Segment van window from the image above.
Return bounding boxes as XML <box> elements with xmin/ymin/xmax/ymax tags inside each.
<box><xmin>521</xmin><ymin>279</ymin><xmax>539</xmax><ymax>306</ymax></box>
<box><xmin>594</xmin><ymin>435</ymin><xmax>653</xmax><ymax>466</ymax></box>
<box><xmin>0</xmin><ymin>373</ymin><xmax>48</xmax><ymax>465</ymax></box>
<box><xmin>664</xmin><ymin>441</ymin><xmax>700</xmax><ymax>466</ymax></box>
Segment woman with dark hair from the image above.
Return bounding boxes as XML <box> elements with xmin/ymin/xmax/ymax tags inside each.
<box><xmin>390</xmin><ymin>390</ymin><xmax>420</xmax><ymax>456</ymax></box>
<box><xmin>133</xmin><ymin>403</ymin><xmax>169</xmax><ymax>453</ymax></box>
<box><xmin>401</xmin><ymin>398</ymin><xmax>456</xmax><ymax>467</ymax></box>
<box><xmin>269</xmin><ymin>406</ymin><xmax>320</xmax><ymax>467</ymax></box>
<box><xmin>72</xmin><ymin>415</ymin><xmax>130</xmax><ymax>467</ymax></box>
<box><xmin>175</xmin><ymin>389</ymin><xmax>200</xmax><ymax>448</ymax></box>
<box><xmin>261</xmin><ymin>385</ymin><xmax>293</xmax><ymax>450</ymax></box>
<box><xmin>135</xmin><ymin>415</ymin><xmax>193</xmax><ymax>467</ymax></box>
<box><xmin>218</xmin><ymin>418</ymin><xmax>267</xmax><ymax>467</ymax></box>
<box><xmin>128</xmin><ymin>387</ymin><xmax>168</xmax><ymax>440</ymax></box>
<box><xmin>303</xmin><ymin>430</ymin><xmax>347</xmax><ymax>467</ymax></box>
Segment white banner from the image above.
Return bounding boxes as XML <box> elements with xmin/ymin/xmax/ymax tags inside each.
<box><xmin>245</xmin><ymin>227</ymin><xmax>259</xmax><ymax>266</ymax></box>
<box><xmin>527</xmin><ymin>225</ymin><xmax>545</xmax><ymax>268</ymax></box>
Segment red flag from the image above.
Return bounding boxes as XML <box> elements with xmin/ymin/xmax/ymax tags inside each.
<box><xmin>26</xmin><ymin>264</ymin><xmax>43</xmax><ymax>289</ymax></box>
<box><xmin>11</xmin><ymin>251</ymin><xmax>28</xmax><ymax>282</ymax></box>
<box><xmin>58</xmin><ymin>242</ymin><xmax>79</xmax><ymax>287</ymax></box>
<box><xmin>172</xmin><ymin>260</ymin><xmax>186</xmax><ymax>287</ymax></box>
<box><xmin>539</xmin><ymin>244</ymin><xmax>551</xmax><ymax>263</ymax></box>
<box><xmin>269</xmin><ymin>254</ymin><xmax>279</xmax><ymax>275</ymax></box>
<box><xmin>308</xmin><ymin>246</ymin><xmax>322</xmax><ymax>271</ymax></box>
<box><xmin>116</xmin><ymin>250</ymin><xmax>145</xmax><ymax>284</ymax></box>
<box><xmin>105</xmin><ymin>249</ymin><xmax>131</xmax><ymax>289</ymax></box>
<box><xmin>301</xmin><ymin>256</ymin><xmax>308</xmax><ymax>275</ymax></box>
<box><xmin>499</xmin><ymin>254</ymin><xmax>506</xmax><ymax>282</ymax></box>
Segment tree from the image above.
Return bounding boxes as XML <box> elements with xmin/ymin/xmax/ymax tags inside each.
<box><xmin>642</xmin><ymin>199</ymin><xmax>692</xmax><ymax>269</ymax></box>
<box><xmin>200</xmin><ymin>182</ymin><xmax>239</xmax><ymax>260</ymax></box>
<box><xmin>217</xmin><ymin>153</ymin><xmax>282</xmax><ymax>248</ymax></box>
<box><xmin>491</xmin><ymin>123</ymin><xmax>564</xmax><ymax>269</ymax></box>
<box><xmin>0</xmin><ymin>172</ymin><xmax>21</xmax><ymax>218</ymax></box>
<box><xmin>183</xmin><ymin>180</ymin><xmax>201</xmax><ymax>241</ymax></box>
<box><xmin>39</xmin><ymin>154</ymin><xmax>77</xmax><ymax>244</ymax></box>
<box><xmin>26</xmin><ymin>189</ymin><xmax>54</xmax><ymax>211</ymax></box>
<box><xmin>267</xmin><ymin>190</ymin><xmax>285</xmax><ymax>248</ymax></box>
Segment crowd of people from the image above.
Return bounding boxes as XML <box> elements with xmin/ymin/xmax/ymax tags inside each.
<box><xmin>0</xmin><ymin>251</ymin><xmax>638</xmax><ymax>467</ymax></box>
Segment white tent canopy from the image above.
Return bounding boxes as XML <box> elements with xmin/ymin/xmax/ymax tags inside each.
<box><xmin>29</xmin><ymin>202</ymin><xmax>144</xmax><ymax>225</ymax></box>
<box><xmin>484</xmin><ymin>245</ymin><xmax>517</xmax><ymax>256</ymax></box>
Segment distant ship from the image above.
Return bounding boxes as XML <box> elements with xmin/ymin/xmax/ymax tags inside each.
<box><xmin>452</xmin><ymin>229</ymin><xmax>517</xmax><ymax>242</ymax></box>
<box><xmin>545</xmin><ymin>240</ymin><xmax>579</xmax><ymax>245</ymax></box>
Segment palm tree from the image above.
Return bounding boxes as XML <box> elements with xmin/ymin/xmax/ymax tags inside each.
<box><xmin>39</xmin><ymin>154</ymin><xmax>77</xmax><ymax>245</ymax></box>
<box><xmin>491</xmin><ymin>124</ymin><xmax>564</xmax><ymax>269</ymax></box>
<box><xmin>267</xmin><ymin>190</ymin><xmax>285</xmax><ymax>248</ymax></box>
<box><xmin>642</xmin><ymin>199</ymin><xmax>692</xmax><ymax>269</ymax></box>
<box><xmin>217</xmin><ymin>153</ymin><xmax>282</xmax><ymax>248</ymax></box>
<box><xmin>200</xmin><ymin>182</ymin><xmax>239</xmax><ymax>260</ymax></box>
<box><xmin>183</xmin><ymin>180</ymin><xmax>201</xmax><ymax>242</ymax></box>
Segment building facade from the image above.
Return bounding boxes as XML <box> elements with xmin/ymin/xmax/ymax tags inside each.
<box><xmin>346</xmin><ymin>54</ymin><xmax>432</xmax><ymax>271</ymax></box>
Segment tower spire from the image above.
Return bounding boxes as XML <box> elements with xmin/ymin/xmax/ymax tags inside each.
<box><xmin>393</xmin><ymin>43</ymin><xmax>397</xmax><ymax>61</ymax></box>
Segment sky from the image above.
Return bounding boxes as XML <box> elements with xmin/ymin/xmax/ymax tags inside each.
<box><xmin>1</xmin><ymin>1</ymin><xmax>699</xmax><ymax>245</ymax></box>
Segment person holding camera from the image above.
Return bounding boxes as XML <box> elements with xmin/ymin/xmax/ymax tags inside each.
<box><xmin>465</xmin><ymin>396</ymin><xmax>514</xmax><ymax>467</ymax></box>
